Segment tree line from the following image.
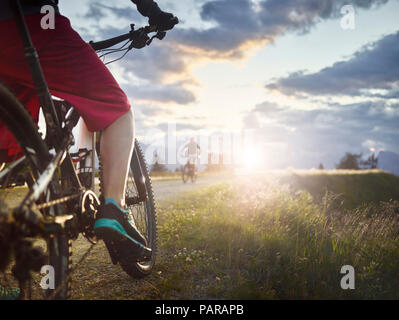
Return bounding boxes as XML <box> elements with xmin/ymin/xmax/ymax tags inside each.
<box><xmin>319</xmin><ymin>152</ymin><xmax>378</xmax><ymax>170</ymax></box>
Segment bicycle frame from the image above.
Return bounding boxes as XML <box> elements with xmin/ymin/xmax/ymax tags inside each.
<box><xmin>9</xmin><ymin>0</ymin><xmax>62</xmax><ymax>145</ymax></box>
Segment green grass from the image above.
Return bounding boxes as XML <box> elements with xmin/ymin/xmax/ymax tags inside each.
<box><xmin>3</xmin><ymin>170</ymin><xmax>399</xmax><ymax>299</ymax></box>
<box><xmin>150</xmin><ymin>171</ymin><xmax>182</xmax><ymax>181</ymax></box>
<box><xmin>156</xmin><ymin>172</ymin><xmax>399</xmax><ymax>299</ymax></box>
<box><xmin>279</xmin><ymin>169</ymin><xmax>399</xmax><ymax>209</ymax></box>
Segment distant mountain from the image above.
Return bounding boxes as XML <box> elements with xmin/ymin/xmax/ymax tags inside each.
<box><xmin>378</xmin><ymin>151</ymin><xmax>399</xmax><ymax>176</ymax></box>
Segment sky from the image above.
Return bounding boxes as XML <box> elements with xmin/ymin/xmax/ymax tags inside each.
<box><xmin>58</xmin><ymin>0</ymin><xmax>399</xmax><ymax>169</ymax></box>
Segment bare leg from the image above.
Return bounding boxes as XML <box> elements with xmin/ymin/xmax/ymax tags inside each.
<box><xmin>100</xmin><ymin>109</ymin><xmax>135</xmax><ymax>208</ymax></box>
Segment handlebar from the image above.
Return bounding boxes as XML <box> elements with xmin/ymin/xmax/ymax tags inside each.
<box><xmin>89</xmin><ymin>23</ymin><xmax>169</xmax><ymax>52</ymax></box>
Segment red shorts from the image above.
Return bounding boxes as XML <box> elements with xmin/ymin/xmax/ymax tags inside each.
<box><xmin>0</xmin><ymin>14</ymin><xmax>131</xmax><ymax>161</ymax></box>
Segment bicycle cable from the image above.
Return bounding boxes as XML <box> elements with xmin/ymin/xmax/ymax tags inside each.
<box><xmin>98</xmin><ymin>39</ymin><xmax>131</xmax><ymax>59</ymax></box>
<box><xmin>104</xmin><ymin>48</ymin><xmax>132</xmax><ymax>65</ymax></box>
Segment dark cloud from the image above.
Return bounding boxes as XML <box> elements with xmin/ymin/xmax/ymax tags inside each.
<box><xmin>266</xmin><ymin>31</ymin><xmax>399</xmax><ymax>96</ymax></box>
<box><xmin>83</xmin><ymin>3</ymin><xmax>107</xmax><ymax>20</ymax></box>
<box><xmin>97</xmin><ymin>4</ymin><xmax>146</xmax><ymax>23</ymax></box>
<box><xmin>171</xmin><ymin>0</ymin><xmax>390</xmax><ymax>57</ymax></box>
<box><xmin>122</xmin><ymin>42</ymin><xmax>187</xmax><ymax>83</ymax></box>
<box><xmin>82</xmin><ymin>2</ymin><xmax>145</xmax><ymax>23</ymax></box>
<box><xmin>83</xmin><ymin>0</ymin><xmax>392</xmax><ymax>59</ymax></box>
<box><xmin>125</xmin><ymin>82</ymin><xmax>196</xmax><ymax>105</ymax></box>
<box><xmin>258</xmin><ymin>0</ymin><xmax>389</xmax><ymax>33</ymax></box>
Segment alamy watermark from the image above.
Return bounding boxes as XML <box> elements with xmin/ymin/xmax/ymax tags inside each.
<box><xmin>340</xmin><ymin>5</ymin><xmax>356</xmax><ymax>30</ymax></box>
<box><xmin>134</xmin><ymin>122</ymin><xmax>260</xmax><ymax>168</ymax></box>
<box><xmin>40</xmin><ymin>265</ymin><xmax>55</xmax><ymax>290</ymax></box>
<box><xmin>340</xmin><ymin>265</ymin><xmax>355</xmax><ymax>290</ymax></box>
<box><xmin>40</xmin><ymin>5</ymin><xmax>55</xmax><ymax>30</ymax></box>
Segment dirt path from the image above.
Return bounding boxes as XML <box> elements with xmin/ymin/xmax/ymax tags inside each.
<box><xmin>152</xmin><ymin>174</ymin><xmax>227</xmax><ymax>203</ymax></box>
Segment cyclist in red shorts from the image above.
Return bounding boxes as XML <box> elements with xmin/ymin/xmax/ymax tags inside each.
<box><xmin>0</xmin><ymin>0</ymin><xmax>178</xmax><ymax>299</ymax></box>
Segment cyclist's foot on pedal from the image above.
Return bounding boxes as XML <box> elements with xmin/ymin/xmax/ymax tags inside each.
<box><xmin>94</xmin><ymin>198</ymin><xmax>151</xmax><ymax>261</ymax></box>
<box><xmin>0</xmin><ymin>285</ymin><xmax>20</xmax><ymax>300</ymax></box>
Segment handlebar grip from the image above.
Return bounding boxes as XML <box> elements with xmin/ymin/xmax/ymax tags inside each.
<box><xmin>171</xmin><ymin>16</ymin><xmax>179</xmax><ymax>25</ymax></box>
<box><xmin>144</xmin><ymin>25</ymin><xmax>158</xmax><ymax>33</ymax></box>
<box><xmin>147</xmin><ymin>16</ymin><xmax>179</xmax><ymax>33</ymax></box>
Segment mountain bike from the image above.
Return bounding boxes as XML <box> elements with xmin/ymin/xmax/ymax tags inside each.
<box><xmin>182</xmin><ymin>155</ymin><xmax>198</xmax><ymax>184</ymax></box>
<box><xmin>0</xmin><ymin>0</ymin><xmax>175</xmax><ymax>299</ymax></box>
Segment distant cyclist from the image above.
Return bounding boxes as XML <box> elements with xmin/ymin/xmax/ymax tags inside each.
<box><xmin>182</xmin><ymin>137</ymin><xmax>200</xmax><ymax>172</ymax></box>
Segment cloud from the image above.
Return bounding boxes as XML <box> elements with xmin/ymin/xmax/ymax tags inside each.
<box><xmin>243</xmin><ymin>100</ymin><xmax>399</xmax><ymax>168</ymax></box>
<box><xmin>83</xmin><ymin>3</ymin><xmax>107</xmax><ymax>20</ymax></box>
<box><xmin>83</xmin><ymin>23</ymin><xmax>196</xmax><ymax>105</ymax></box>
<box><xmin>83</xmin><ymin>0</ymin><xmax>392</xmax><ymax>62</ymax></box>
<box><xmin>121</xmin><ymin>42</ymin><xmax>188</xmax><ymax>83</ymax></box>
<box><xmin>82</xmin><ymin>2</ymin><xmax>146</xmax><ymax>23</ymax></box>
<box><xmin>79</xmin><ymin>0</ymin><xmax>393</xmax><ymax>107</ymax></box>
<box><xmin>156</xmin><ymin>122</ymin><xmax>203</xmax><ymax>132</ymax></box>
<box><xmin>171</xmin><ymin>0</ymin><xmax>390</xmax><ymax>58</ymax></box>
<box><xmin>79</xmin><ymin>3</ymin><xmax>189</xmax><ymax>83</ymax></box>
<box><xmin>125</xmin><ymin>82</ymin><xmax>196</xmax><ymax>105</ymax></box>
<box><xmin>266</xmin><ymin>31</ymin><xmax>399</xmax><ymax>96</ymax></box>
<box><xmin>369</xmin><ymin>87</ymin><xmax>399</xmax><ymax>99</ymax></box>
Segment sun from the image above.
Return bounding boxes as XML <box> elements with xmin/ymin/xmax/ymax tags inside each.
<box><xmin>242</xmin><ymin>147</ymin><xmax>263</xmax><ymax>170</ymax></box>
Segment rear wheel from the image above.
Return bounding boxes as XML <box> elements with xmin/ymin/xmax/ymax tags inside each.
<box><xmin>119</xmin><ymin>140</ymin><xmax>157</xmax><ymax>278</ymax></box>
<box><xmin>0</xmin><ymin>83</ymin><xmax>71</xmax><ymax>299</ymax></box>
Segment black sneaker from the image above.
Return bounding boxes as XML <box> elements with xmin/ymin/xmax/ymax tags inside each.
<box><xmin>94</xmin><ymin>201</ymin><xmax>151</xmax><ymax>261</ymax></box>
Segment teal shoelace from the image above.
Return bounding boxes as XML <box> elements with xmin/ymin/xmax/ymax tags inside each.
<box><xmin>105</xmin><ymin>198</ymin><xmax>130</xmax><ymax>214</ymax></box>
<box><xmin>105</xmin><ymin>197</ymin><xmax>135</xmax><ymax>224</ymax></box>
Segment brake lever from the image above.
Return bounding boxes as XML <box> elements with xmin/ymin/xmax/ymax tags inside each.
<box><xmin>146</xmin><ymin>31</ymin><xmax>167</xmax><ymax>46</ymax></box>
<box><xmin>156</xmin><ymin>31</ymin><xmax>166</xmax><ymax>40</ymax></box>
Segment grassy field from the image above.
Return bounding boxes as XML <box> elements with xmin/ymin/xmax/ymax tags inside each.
<box><xmin>279</xmin><ymin>169</ymin><xmax>399</xmax><ymax>209</ymax></box>
<box><xmin>155</xmin><ymin>171</ymin><xmax>399</xmax><ymax>299</ymax></box>
<box><xmin>149</xmin><ymin>170</ymin><xmax>232</xmax><ymax>181</ymax></box>
<box><xmin>2</xmin><ymin>170</ymin><xmax>399</xmax><ymax>299</ymax></box>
